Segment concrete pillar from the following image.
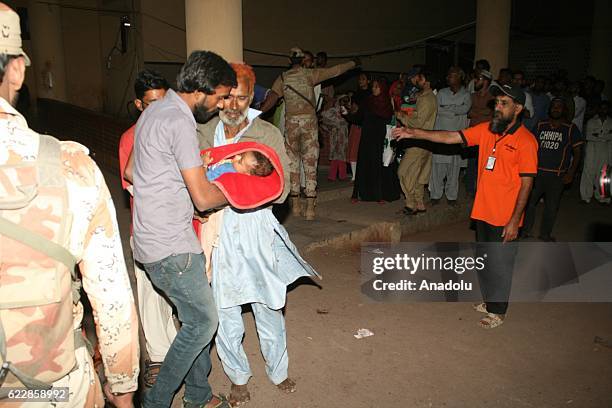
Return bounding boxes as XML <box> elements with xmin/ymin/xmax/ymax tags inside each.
<box><xmin>474</xmin><ymin>0</ymin><xmax>511</xmax><ymax>79</ymax></box>
<box><xmin>185</xmin><ymin>0</ymin><xmax>243</xmax><ymax>63</ymax></box>
<box><xmin>27</xmin><ymin>0</ymin><xmax>67</xmax><ymax>102</ymax></box>
<box><xmin>589</xmin><ymin>0</ymin><xmax>612</xmax><ymax>100</ymax></box>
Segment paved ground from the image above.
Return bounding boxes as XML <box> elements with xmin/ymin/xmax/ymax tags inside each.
<box><xmin>101</xmin><ymin>167</ymin><xmax>612</xmax><ymax>408</ymax></box>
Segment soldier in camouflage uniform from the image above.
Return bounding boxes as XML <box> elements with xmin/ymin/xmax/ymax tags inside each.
<box><xmin>0</xmin><ymin>4</ymin><xmax>139</xmax><ymax>407</ymax></box>
<box><xmin>261</xmin><ymin>48</ymin><xmax>358</xmax><ymax>220</ymax></box>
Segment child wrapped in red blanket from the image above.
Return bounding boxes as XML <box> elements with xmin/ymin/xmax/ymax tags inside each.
<box><xmin>197</xmin><ymin>141</ymin><xmax>284</xmax><ymax>279</ymax></box>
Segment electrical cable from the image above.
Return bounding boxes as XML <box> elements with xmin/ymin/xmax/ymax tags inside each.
<box><xmin>36</xmin><ymin>1</ymin><xmax>132</xmax><ymax>14</ymax></box>
<box><xmin>140</xmin><ymin>12</ymin><xmax>186</xmax><ymax>32</ymax></box>
<box><xmin>244</xmin><ymin>20</ymin><xmax>475</xmax><ymax>59</ymax></box>
<box><xmin>35</xmin><ymin>1</ymin><xmax>186</xmax><ymax>33</ymax></box>
<box><xmin>36</xmin><ymin>1</ymin><xmax>474</xmax><ymax>63</ymax></box>
<box><xmin>133</xmin><ymin>27</ymin><xmax>186</xmax><ymax>61</ymax></box>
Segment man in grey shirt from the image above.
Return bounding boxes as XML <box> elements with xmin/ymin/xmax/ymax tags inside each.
<box><xmin>133</xmin><ymin>50</ymin><xmax>236</xmax><ymax>408</ymax></box>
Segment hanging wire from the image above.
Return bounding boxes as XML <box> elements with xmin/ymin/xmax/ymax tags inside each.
<box><xmin>36</xmin><ymin>1</ymin><xmax>186</xmax><ymax>32</ymax></box>
<box><xmin>244</xmin><ymin>21</ymin><xmax>475</xmax><ymax>59</ymax></box>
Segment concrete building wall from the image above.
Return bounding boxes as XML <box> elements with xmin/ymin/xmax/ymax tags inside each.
<box><xmin>13</xmin><ymin>0</ymin><xmax>478</xmax><ymax>117</ymax></box>
<box><xmin>141</xmin><ymin>0</ymin><xmax>186</xmax><ymax>63</ymax></box>
<box><xmin>97</xmin><ymin>1</ymin><xmax>142</xmax><ymax>118</ymax></box>
<box><xmin>60</xmin><ymin>2</ymin><xmax>104</xmax><ymax>111</ymax></box>
<box><xmin>11</xmin><ymin>0</ymin><xmax>601</xmax><ymax>117</ymax></box>
<box><xmin>241</xmin><ymin>0</ymin><xmax>474</xmax><ymax>73</ymax></box>
<box><xmin>509</xmin><ymin>35</ymin><xmax>591</xmax><ymax>81</ymax></box>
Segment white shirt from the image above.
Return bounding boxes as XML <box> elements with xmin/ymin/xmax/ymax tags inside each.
<box><xmin>585</xmin><ymin>115</ymin><xmax>612</xmax><ymax>142</ymax></box>
<box><xmin>524</xmin><ymin>91</ymin><xmax>534</xmax><ymax>118</ymax></box>
<box><xmin>434</xmin><ymin>86</ymin><xmax>471</xmax><ymax>131</ymax></box>
<box><xmin>572</xmin><ymin>95</ymin><xmax>586</xmax><ymax>133</ymax></box>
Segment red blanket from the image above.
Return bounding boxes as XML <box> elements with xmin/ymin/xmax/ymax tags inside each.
<box><xmin>200</xmin><ymin>141</ymin><xmax>284</xmax><ymax>210</ymax></box>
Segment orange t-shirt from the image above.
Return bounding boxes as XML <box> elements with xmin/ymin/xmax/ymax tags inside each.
<box><xmin>460</xmin><ymin>121</ymin><xmax>538</xmax><ymax>227</ymax></box>
<box><xmin>118</xmin><ymin>125</ymin><xmax>135</xmax><ymax>191</ymax></box>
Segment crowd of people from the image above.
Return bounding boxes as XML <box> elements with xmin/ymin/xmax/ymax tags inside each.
<box><xmin>305</xmin><ymin>57</ymin><xmax>610</xmax><ymax>227</ymax></box>
<box><xmin>281</xmin><ymin>54</ymin><xmax>609</xmax><ymax>330</ymax></box>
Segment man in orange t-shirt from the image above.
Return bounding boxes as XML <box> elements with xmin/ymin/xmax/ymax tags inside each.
<box><xmin>393</xmin><ymin>83</ymin><xmax>538</xmax><ymax>329</ymax></box>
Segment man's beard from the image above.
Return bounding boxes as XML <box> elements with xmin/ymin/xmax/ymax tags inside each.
<box><xmin>193</xmin><ymin>102</ymin><xmax>217</xmax><ymax>124</ymax></box>
<box><xmin>219</xmin><ymin>108</ymin><xmax>249</xmax><ymax>128</ymax></box>
<box><xmin>489</xmin><ymin>111</ymin><xmax>512</xmax><ymax>135</ymax></box>
<box><xmin>474</xmin><ymin>82</ymin><xmax>483</xmax><ymax>92</ymax></box>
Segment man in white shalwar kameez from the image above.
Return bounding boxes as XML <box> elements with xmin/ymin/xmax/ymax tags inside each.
<box><xmin>429</xmin><ymin>66</ymin><xmax>472</xmax><ymax>205</ymax></box>
<box><xmin>197</xmin><ymin>63</ymin><xmax>319</xmax><ymax>407</ymax></box>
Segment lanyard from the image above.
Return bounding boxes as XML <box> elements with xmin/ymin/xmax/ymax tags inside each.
<box><xmin>492</xmin><ymin>133</ymin><xmax>510</xmax><ymax>155</ymax></box>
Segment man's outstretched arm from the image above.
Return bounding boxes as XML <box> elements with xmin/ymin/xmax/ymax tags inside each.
<box><xmin>391</xmin><ymin>127</ymin><xmax>463</xmax><ymax>145</ymax></box>
<box><xmin>313</xmin><ymin>60</ymin><xmax>358</xmax><ymax>84</ymax></box>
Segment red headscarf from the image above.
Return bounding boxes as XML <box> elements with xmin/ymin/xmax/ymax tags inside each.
<box><xmin>365</xmin><ymin>80</ymin><xmax>394</xmax><ymax>120</ymax></box>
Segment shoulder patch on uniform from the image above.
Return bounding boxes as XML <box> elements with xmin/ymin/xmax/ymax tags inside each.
<box><xmin>59</xmin><ymin>140</ymin><xmax>90</xmax><ymax>156</ymax></box>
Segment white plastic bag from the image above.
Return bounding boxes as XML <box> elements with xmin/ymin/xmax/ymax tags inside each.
<box><xmin>382</xmin><ymin>124</ymin><xmax>395</xmax><ymax>167</ymax></box>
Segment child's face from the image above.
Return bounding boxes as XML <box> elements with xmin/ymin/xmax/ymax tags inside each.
<box><xmin>232</xmin><ymin>151</ymin><xmax>259</xmax><ymax>174</ymax></box>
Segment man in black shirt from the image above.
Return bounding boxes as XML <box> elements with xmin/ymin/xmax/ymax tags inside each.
<box><xmin>521</xmin><ymin>98</ymin><xmax>584</xmax><ymax>241</ymax></box>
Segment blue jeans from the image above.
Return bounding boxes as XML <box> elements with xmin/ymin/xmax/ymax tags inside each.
<box><xmin>142</xmin><ymin>253</ymin><xmax>218</xmax><ymax>408</ymax></box>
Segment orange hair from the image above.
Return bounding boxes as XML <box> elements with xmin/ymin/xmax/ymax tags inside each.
<box><xmin>230</xmin><ymin>63</ymin><xmax>256</xmax><ymax>91</ymax></box>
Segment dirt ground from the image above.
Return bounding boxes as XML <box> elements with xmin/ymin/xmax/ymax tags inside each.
<box><xmin>100</xmin><ymin>169</ymin><xmax>611</xmax><ymax>407</ymax></box>
<box><xmin>196</xmin><ymin>220</ymin><xmax>612</xmax><ymax>408</ymax></box>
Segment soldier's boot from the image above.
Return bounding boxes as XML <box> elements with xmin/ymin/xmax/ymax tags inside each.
<box><xmin>290</xmin><ymin>195</ymin><xmax>302</xmax><ymax>216</ymax></box>
<box><xmin>305</xmin><ymin>196</ymin><xmax>316</xmax><ymax>221</ymax></box>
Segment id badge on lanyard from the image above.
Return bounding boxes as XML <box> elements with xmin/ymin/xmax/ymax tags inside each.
<box><xmin>486</xmin><ymin>133</ymin><xmax>508</xmax><ymax>171</ymax></box>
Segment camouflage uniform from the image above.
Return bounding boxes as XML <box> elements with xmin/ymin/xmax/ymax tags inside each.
<box><xmin>396</xmin><ymin>88</ymin><xmax>438</xmax><ymax>210</ymax></box>
<box><xmin>271</xmin><ymin>61</ymin><xmax>355</xmax><ymax>197</ymax></box>
<box><xmin>0</xmin><ymin>98</ymin><xmax>139</xmax><ymax>407</ymax></box>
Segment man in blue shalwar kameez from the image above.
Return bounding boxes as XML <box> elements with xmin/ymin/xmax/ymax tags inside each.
<box><xmin>197</xmin><ymin>63</ymin><xmax>319</xmax><ymax>407</ymax></box>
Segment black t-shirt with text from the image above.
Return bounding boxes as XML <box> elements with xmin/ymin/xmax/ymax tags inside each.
<box><xmin>534</xmin><ymin>120</ymin><xmax>584</xmax><ymax>175</ymax></box>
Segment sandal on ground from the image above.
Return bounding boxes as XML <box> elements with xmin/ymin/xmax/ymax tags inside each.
<box><xmin>478</xmin><ymin>313</ymin><xmax>505</xmax><ymax>329</ymax></box>
<box><xmin>143</xmin><ymin>359</ymin><xmax>163</xmax><ymax>388</ymax></box>
<box><xmin>277</xmin><ymin>378</ymin><xmax>296</xmax><ymax>394</ymax></box>
<box><xmin>202</xmin><ymin>394</ymin><xmax>231</xmax><ymax>408</ymax></box>
<box><xmin>472</xmin><ymin>302</ymin><xmax>487</xmax><ymax>313</ymax></box>
<box><xmin>228</xmin><ymin>384</ymin><xmax>250</xmax><ymax>407</ymax></box>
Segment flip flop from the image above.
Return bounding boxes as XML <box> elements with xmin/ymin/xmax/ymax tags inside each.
<box><xmin>472</xmin><ymin>302</ymin><xmax>487</xmax><ymax>313</ymax></box>
<box><xmin>478</xmin><ymin>313</ymin><xmax>505</xmax><ymax>329</ymax></box>
<box><xmin>143</xmin><ymin>360</ymin><xmax>163</xmax><ymax>388</ymax></box>
<box><xmin>184</xmin><ymin>394</ymin><xmax>230</xmax><ymax>408</ymax></box>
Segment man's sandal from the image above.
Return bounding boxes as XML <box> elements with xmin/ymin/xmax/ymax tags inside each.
<box><xmin>277</xmin><ymin>378</ymin><xmax>296</xmax><ymax>393</ymax></box>
<box><xmin>472</xmin><ymin>302</ymin><xmax>487</xmax><ymax>313</ymax></box>
<box><xmin>478</xmin><ymin>313</ymin><xmax>505</xmax><ymax>329</ymax></box>
<box><xmin>143</xmin><ymin>360</ymin><xmax>163</xmax><ymax>388</ymax></box>
<box><xmin>182</xmin><ymin>394</ymin><xmax>230</xmax><ymax>408</ymax></box>
<box><xmin>205</xmin><ymin>395</ymin><xmax>231</xmax><ymax>408</ymax></box>
<box><xmin>227</xmin><ymin>384</ymin><xmax>250</xmax><ymax>407</ymax></box>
